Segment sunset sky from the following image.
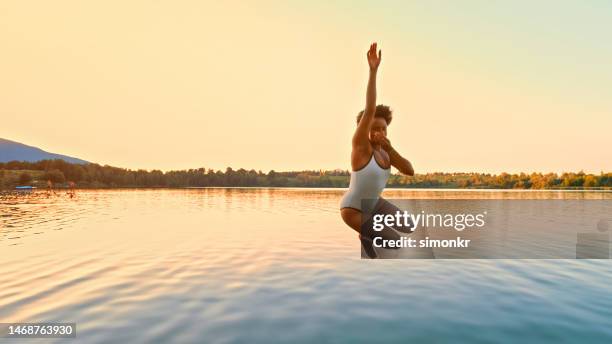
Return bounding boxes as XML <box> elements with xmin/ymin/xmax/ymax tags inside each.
<box><xmin>1</xmin><ymin>1</ymin><xmax>611</xmax><ymax>174</ymax></box>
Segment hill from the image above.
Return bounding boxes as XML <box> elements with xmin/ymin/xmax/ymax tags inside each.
<box><xmin>0</xmin><ymin>138</ymin><xmax>88</xmax><ymax>164</ymax></box>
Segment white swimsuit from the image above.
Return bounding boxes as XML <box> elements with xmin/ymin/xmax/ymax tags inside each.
<box><xmin>340</xmin><ymin>154</ymin><xmax>391</xmax><ymax>213</ymax></box>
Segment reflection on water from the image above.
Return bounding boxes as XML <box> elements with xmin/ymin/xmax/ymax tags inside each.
<box><xmin>1</xmin><ymin>189</ymin><xmax>611</xmax><ymax>343</ymax></box>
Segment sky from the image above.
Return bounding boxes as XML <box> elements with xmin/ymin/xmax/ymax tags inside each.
<box><xmin>1</xmin><ymin>0</ymin><xmax>611</xmax><ymax>174</ymax></box>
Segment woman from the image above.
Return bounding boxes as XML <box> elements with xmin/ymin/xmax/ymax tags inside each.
<box><xmin>340</xmin><ymin>43</ymin><xmax>415</xmax><ymax>256</ymax></box>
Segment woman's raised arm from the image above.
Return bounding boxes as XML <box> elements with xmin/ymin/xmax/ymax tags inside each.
<box><xmin>352</xmin><ymin>43</ymin><xmax>381</xmax><ymax>150</ymax></box>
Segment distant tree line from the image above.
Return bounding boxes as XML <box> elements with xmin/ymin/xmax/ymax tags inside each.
<box><xmin>0</xmin><ymin>159</ymin><xmax>610</xmax><ymax>189</ymax></box>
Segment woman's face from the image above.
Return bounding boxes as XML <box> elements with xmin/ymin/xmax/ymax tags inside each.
<box><xmin>369</xmin><ymin>117</ymin><xmax>388</xmax><ymax>145</ymax></box>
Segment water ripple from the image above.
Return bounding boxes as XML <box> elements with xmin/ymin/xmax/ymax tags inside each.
<box><xmin>0</xmin><ymin>189</ymin><xmax>611</xmax><ymax>343</ymax></box>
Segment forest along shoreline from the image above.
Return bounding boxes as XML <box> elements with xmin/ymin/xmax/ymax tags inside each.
<box><xmin>0</xmin><ymin>159</ymin><xmax>610</xmax><ymax>190</ymax></box>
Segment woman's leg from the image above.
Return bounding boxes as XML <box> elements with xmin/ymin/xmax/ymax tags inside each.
<box><xmin>372</xmin><ymin>197</ymin><xmax>415</xmax><ymax>234</ymax></box>
<box><xmin>340</xmin><ymin>207</ymin><xmax>362</xmax><ymax>233</ymax></box>
<box><xmin>341</xmin><ymin>207</ymin><xmax>402</xmax><ymax>258</ymax></box>
<box><xmin>372</xmin><ymin>197</ymin><xmax>435</xmax><ymax>258</ymax></box>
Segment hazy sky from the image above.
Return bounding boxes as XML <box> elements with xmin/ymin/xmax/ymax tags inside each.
<box><xmin>1</xmin><ymin>1</ymin><xmax>611</xmax><ymax>173</ymax></box>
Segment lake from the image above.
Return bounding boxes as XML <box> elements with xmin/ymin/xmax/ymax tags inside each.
<box><xmin>1</xmin><ymin>188</ymin><xmax>611</xmax><ymax>343</ymax></box>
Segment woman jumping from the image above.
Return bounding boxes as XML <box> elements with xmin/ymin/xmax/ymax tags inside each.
<box><xmin>340</xmin><ymin>42</ymin><xmax>415</xmax><ymax>257</ymax></box>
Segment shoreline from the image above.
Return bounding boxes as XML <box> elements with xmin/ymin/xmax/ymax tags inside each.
<box><xmin>2</xmin><ymin>186</ymin><xmax>610</xmax><ymax>192</ymax></box>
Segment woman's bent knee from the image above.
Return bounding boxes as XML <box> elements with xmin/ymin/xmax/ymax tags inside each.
<box><xmin>340</xmin><ymin>208</ymin><xmax>361</xmax><ymax>232</ymax></box>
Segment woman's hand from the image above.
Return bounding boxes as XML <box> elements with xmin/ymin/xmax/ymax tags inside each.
<box><xmin>374</xmin><ymin>134</ymin><xmax>415</xmax><ymax>176</ymax></box>
<box><xmin>367</xmin><ymin>42</ymin><xmax>382</xmax><ymax>71</ymax></box>
<box><xmin>373</xmin><ymin>133</ymin><xmax>392</xmax><ymax>152</ymax></box>
<box><xmin>379</xmin><ymin>136</ymin><xmax>392</xmax><ymax>152</ymax></box>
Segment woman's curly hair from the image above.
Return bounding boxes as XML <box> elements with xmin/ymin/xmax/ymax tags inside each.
<box><xmin>356</xmin><ymin>104</ymin><xmax>392</xmax><ymax>125</ymax></box>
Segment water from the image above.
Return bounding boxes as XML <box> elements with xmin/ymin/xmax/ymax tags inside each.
<box><xmin>1</xmin><ymin>188</ymin><xmax>611</xmax><ymax>343</ymax></box>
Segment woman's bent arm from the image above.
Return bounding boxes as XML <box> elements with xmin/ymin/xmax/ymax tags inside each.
<box><xmin>378</xmin><ymin>136</ymin><xmax>415</xmax><ymax>176</ymax></box>
<box><xmin>388</xmin><ymin>147</ymin><xmax>414</xmax><ymax>176</ymax></box>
